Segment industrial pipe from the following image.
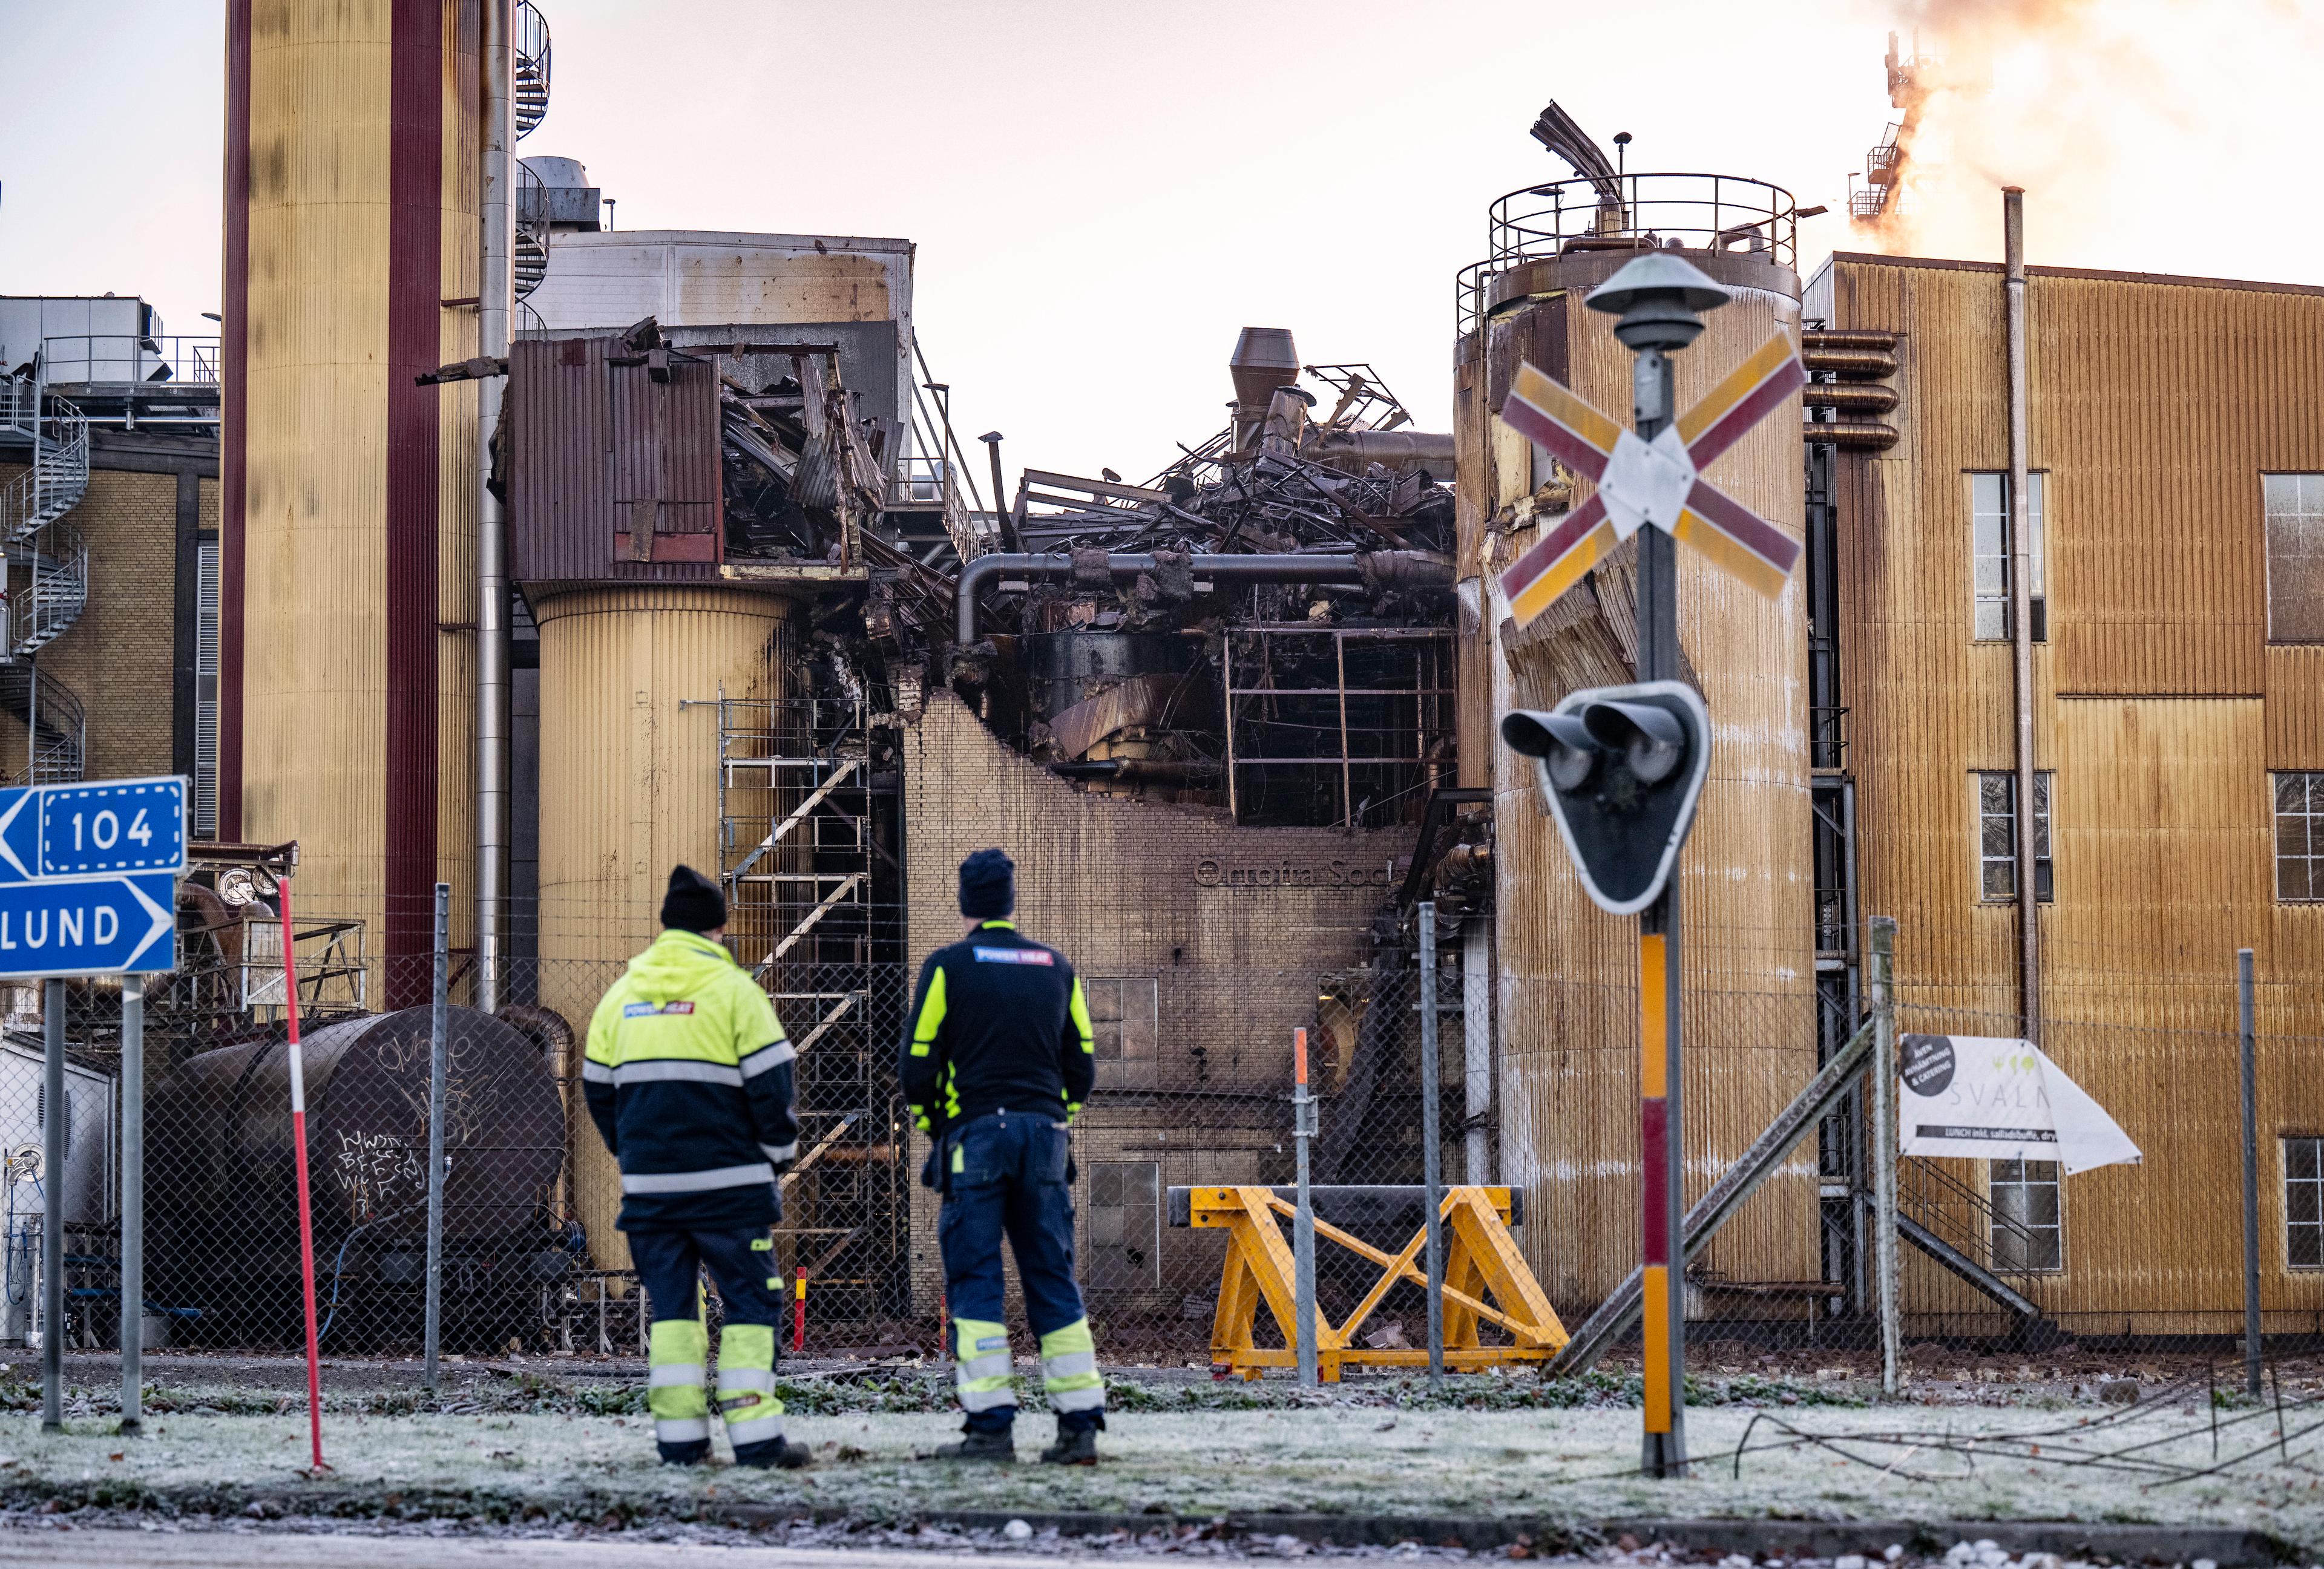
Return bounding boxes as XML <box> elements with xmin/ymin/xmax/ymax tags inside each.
<box><xmin>1048</xmin><ymin>758</ymin><xmax>1221</xmax><ymax>786</ymax></box>
<box><xmin>1299</xmin><ymin>428</ymin><xmax>1457</xmax><ymax>474</ymax></box>
<box><xmin>1800</xmin><ymin>346</ymin><xmax>1897</xmax><ymax>379</ymax></box>
<box><xmin>1802</xmin><ymin>421</ymin><xmax>1900</xmax><ymax>451</ymax></box>
<box><xmin>1799</xmin><ymin>384</ymin><xmax>1898</xmax><ymax>414</ymax></box>
<box><xmin>474</xmin><ymin>0</ymin><xmax>515</xmax><ymax>1011</ymax></box>
<box><xmin>954</xmin><ymin>551</ymin><xmax>1452</xmax><ymax>644</ymax></box>
<box><xmin>2004</xmin><ymin>186</ymin><xmax>2040</xmax><ymax>1046</ymax></box>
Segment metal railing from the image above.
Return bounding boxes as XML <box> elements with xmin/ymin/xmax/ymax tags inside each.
<box><xmin>8</xmin><ymin>521</ymin><xmax>88</xmax><ymax>657</ymax></box>
<box><xmin>1489</xmin><ymin>172</ymin><xmax>1800</xmax><ymax>269</ymax></box>
<box><xmin>1897</xmin><ymin>1155</ymin><xmax>2047</xmax><ymax>1298</ymax></box>
<box><xmin>1459</xmin><ymin>173</ymin><xmax>1803</xmax><ymax>341</ymax></box>
<box><xmin>32</xmin><ymin>335</ymin><xmax>220</xmax><ymax>385</ymax></box>
<box><xmin>4</xmin><ymin>664</ymin><xmax>85</xmax><ymax>785</ymax></box>
<box><xmin>893</xmin><ymin>339</ymin><xmax>993</xmax><ymax>560</ymax></box>
<box><xmin>513</xmin><ymin>0</ymin><xmax>551</xmax><ymax>139</ymax></box>
<box><xmin>1</xmin><ymin>388</ymin><xmax>88</xmax><ymax>545</ymax></box>
<box><xmin>514</xmin><ymin>162</ymin><xmax>549</xmax><ymax>301</ymax></box>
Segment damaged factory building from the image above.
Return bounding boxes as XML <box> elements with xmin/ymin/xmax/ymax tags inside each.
<box><xmin>496</xmin><ymin>284</ymin><xmax>1482</xmax><ymax>1332</ymax></box>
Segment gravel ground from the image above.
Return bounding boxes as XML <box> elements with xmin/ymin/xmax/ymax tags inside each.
<box><xmin>4</xmin><ymin>1397</ymin><xmax>2321</xmax><ymax>1542</ymax></box>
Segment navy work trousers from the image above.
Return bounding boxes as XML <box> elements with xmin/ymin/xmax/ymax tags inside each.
<box><xmin>628</xmin><ymin>1224</ymin><xmax>787</xmax><ymax>1332</ymax></box>
<box><xmin>938</xmin><ymin>1110</ymin><xmax>1101</xmax><ymax>1433</ymax></box>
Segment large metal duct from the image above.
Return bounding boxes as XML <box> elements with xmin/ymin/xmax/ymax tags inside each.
<box><xmin>954</xmin><ymin>551</ymin><xmax>1454</xmax><ymax>644</ymax></box>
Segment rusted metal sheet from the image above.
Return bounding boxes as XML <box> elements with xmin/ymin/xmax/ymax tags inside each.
<box><xmin>1828</xmin><ymin>251</ymin><xmax>2324</xmax><ymax>1335</ymax></box>
<box><xmin>1043</xmin><ymin>672</ymin><xmax>1183</xmax><ymax>761</ymax></box>
<box><xmin>510</xmin><ymin>335</ymin><xmax>723</xmax><ymax>587</ymax></box>
<box><xmin>1464</xmin><ymin>247</ymin><xmax>1816</xmax><ymax>1311</ymax></box>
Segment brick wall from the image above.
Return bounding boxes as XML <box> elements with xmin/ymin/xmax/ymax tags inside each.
<box><xmin>0</xmin><ymin>465</ymin><xmax>179</xmax><ymax>782</ymax></box>
<box><xmin>898</xmin><ymin>692</ymin><xmax>1415</xmax><ymax>1343</ymax></box>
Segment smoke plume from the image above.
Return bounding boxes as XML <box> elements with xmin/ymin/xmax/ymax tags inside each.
<box><xmin>1851</xmin><ymin>0</ymin><xmax>2324</xmax><ymax>271</ymax></box>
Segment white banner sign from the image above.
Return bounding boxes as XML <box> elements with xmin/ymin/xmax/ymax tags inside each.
<box><xmin>1899</xmin><ymin>1033</ymin><xmax>2141</xmax><ymax>1176</ymax></box>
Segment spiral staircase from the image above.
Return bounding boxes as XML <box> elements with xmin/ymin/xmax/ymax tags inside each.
<box><xmin>0</xmin><ymin>365</ymin><xmax>89</xmax><ymax>784</ymax></box>
<box><xmin>513</xmin><ymin>1</ymin><xmax>553</xmax><ymax>314</ymax></box>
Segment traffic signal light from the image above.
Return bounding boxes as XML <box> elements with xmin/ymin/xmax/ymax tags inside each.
<box><xmin>1500</xmin><ymin>679</ymin><xmax>1712</xmax><ymax>916</ymax></box>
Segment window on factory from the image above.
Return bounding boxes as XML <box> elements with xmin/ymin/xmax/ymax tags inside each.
<box><xmin>1085</xmin><ymin>1161</ymin><xmax>1161</xmax><ymax>1289</ymax></box>
<box><xmin>2286</xmin><ymin>1138</ymin><xmax>2324</xmax><ymax>1268</ymax></box>
<box><xmin>194</xmin><ymin>539</ymin><xmax>220</xmax><ymax>838</ymax></box>
<box><xmin>1990</xmin><ymin>1159</ymin><xmax>2063</xmax><ymax>1273</ymax></box>
<box><xmin>1085</xmin><ymin>977</ymin><xmax>1160</xmax><ymax>1091</ymax></box>
<box><xmin>1970</xmin><ymin>472</ymin><xmax>2046</xmax><ymax>642</ymax></box>
<box><xmin>2265</xmin><ymin>474</ymin><xmax>2324</xmax><ymax>643</ymax></box>
<box><xmin>2274</xmin><ymin>772</ymin><xmax>2324</xmax><ymax>902</ymax></box>
<box><xmin>1975</xmin><ymin>770</ymin><xmax>2053</xmax><ymax>903</ymax></box>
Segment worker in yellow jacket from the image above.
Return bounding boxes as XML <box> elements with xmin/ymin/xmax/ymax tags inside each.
<box><xmin>585</xmin><ymin>866</ymin><xmax>807</xmax><ymax>1469</ymax></box>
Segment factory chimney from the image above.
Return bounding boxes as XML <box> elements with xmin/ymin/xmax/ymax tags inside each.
<box><xmin>1229</xmin><ymin>327</ymin><xmax>1299</xmax><ymax>450</ymax></box>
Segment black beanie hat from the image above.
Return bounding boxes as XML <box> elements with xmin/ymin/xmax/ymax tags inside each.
<box><xmin>661</xmin><ymin>865</ymin><xmax>727</xmax><ymax>934</ymax></box>
<box><xmin>957</xmin><ymin>848</ymin><xmax>1015</xmax><ymax>921</ymax></box>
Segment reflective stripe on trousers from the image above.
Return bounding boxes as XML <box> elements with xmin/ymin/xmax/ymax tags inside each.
<box><xmin>1039</xmin><ymin>1317</ymin><xmax>1105</xmax><ymax>1414</ymax></box>
<box><xmin>648</xmin><ymin>1318</ymin><xmax>711</xmax><ymax>1446</ymax></box>
<box><xmin>717</xmin><ymin>1322</ymin><xmax>786</xmax><ymax>1448</ymax></box>
<box><xmin>953</xmin><ymin>1316</ymin><xmax>1017</xmax><ymax>1413</ymax></box>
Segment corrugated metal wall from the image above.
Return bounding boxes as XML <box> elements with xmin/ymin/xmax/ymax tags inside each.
<box><xmin>1459</xmin><ymin>252</ymin><xmax>1817</xmax><ymax>1314</ymax></box>
<box><xmin>531</xmin><ymin>586</ymin><xmax>796</xmax><ymax>1269</ymax></box>
<box><xmin>1829</xmin><ymin>254</ymin><xmax>2324</xmax><ymax>1335</ymax></box>
<box><xmin>509</xmin><ymin>336</ymin><xmax>725</xmax><ymax>586</ymax></box>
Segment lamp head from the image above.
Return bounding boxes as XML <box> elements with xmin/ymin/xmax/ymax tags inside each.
<box><xmin>1586</xmin><ymin>252</ymin><xmax>1733</xmax><ymax>350</ymax></box>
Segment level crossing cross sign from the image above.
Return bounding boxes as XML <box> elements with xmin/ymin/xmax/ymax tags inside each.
<box><xmin>1496</xmin><ymin>331</ymin><xmax>1807</xmax><ymax>624</ymax></box>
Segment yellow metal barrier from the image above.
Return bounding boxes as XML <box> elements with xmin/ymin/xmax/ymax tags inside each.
<box><xmin>1183</xmin><ymin>1184</ymin><xmax>1569</xmax><ymax>1381</ymax></box>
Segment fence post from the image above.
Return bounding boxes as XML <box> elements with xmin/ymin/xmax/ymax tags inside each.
<box><xmin>39</xmin><ymin>978</ymin><xmax>62</xmax><ymax>1433</ymax></box>
<box><xmin>1419</xmin><ymin>903</ymin><xmax>1445</xmax><ymax>1390</ymax></box>
<box><xmin>1292</xmin><ymin>1026</ymin><xmax>1319</xmax><ymax>1388</ymax></box>
<box><xmin>119</xmin><ymin>975</ymin><xmax>145</xmax><ymax>1434</ymax></box>
<box><xmin>1868</xmin><ymin>916</ymin><xmax>1899</xmax><ymax>1397</ymax></box>
<box><xmin>2240</xmin><ymin>946</ymin><xmax>2262</xmax><ymax>1398</ymax></box>
<box><xmin>424</xmin><ymin>882</ymin><xmax>450</xmax><ymax>1392</ymax></box>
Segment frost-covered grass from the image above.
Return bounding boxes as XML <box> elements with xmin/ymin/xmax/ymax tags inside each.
<box><xmin>2</xmin><ymin>1398</ymin><xmax>2320</xmax><ymax>1547</ymax></box>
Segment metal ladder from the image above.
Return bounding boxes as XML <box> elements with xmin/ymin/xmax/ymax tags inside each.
<box><xmin>0</xmin><ymin>364</ymin><xmax>90</xmax><ymax>783</ymax></box>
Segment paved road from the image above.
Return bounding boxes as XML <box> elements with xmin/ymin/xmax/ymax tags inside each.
<box><xmin>0</xmin><ymin>1530</ymin><xmax>1103</xmax><ymax>1568</ymax></box>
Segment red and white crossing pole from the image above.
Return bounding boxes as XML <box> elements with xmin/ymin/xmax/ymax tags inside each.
<box><xmin>277</xmin><ymin>877</ymin><xmax>327</xmax><ymax>1472</ymax></box>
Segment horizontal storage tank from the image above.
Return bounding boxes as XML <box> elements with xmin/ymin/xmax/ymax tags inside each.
<box><xmin>148</xmin><ymin>1005</ymin><xmax>565</xmax><ymax>1346</ymax></box>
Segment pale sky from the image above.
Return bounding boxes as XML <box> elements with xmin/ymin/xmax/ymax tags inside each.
<box><xmin>6</xmin><ymin>1</ymin><xmax>2320</xmax><ymax>482</ymax></box>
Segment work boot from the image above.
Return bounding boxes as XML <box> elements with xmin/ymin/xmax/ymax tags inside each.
<box><xmin>657</xmin><ymin>1439</ymin><xmax>711</xmax><ymax>1467</ymax></box>
<box><xmin>732</xmin><ymin>1436</ymin><xmax>813</xmax><ymax>1470</ymax></box>
<box><xmin>1041</xmin><ymin>1426</ymin><xmax>1100</xmax><ymax>1466</ymax></box>
<box><xmin>929</xmin><ymin>1427</ymin><xmax>1016</xmax><ymax>1463</ymax></box>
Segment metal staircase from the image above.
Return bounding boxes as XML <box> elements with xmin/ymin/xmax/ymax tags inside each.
<box><xmin>513</xmin><ymin>1</ymin><xmax>552</xmax><ymax>306</ymax></box>
<box><xmin>0</xmin><ymin>364</ymin><xmax>91</xmax><ymax>783</ymax></box>
<box><xmin>514</xmin><ymin>1</ymin><xmax>551</xmax><ymax>137</ymax></box>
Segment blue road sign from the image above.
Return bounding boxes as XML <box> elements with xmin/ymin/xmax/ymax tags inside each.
<box><xmin>0</xmin><ymin>873</ymin><xmax>177</xmax><ymax>977</ymax></box>
<box><xmin>0</xmin><ymin>775</ymin><xmax>186</xmax><ymax>884</ymax></box>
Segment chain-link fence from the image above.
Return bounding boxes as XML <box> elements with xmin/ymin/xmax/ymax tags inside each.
<box><xmin>8</xmin><ymin>900</ymin><xmax>2320</xmax><ymax>1384</ymax></box>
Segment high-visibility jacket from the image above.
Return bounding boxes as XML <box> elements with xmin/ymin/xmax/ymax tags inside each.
<box><xmin>899</xmin><ymin>919</ymin><xmax>1095</xmax><ymax>1136</ymax></box>
<box><xmin>583</xmin><ymin>928</ymin><xmax>798</xmax><ymax>1230</ymax></box>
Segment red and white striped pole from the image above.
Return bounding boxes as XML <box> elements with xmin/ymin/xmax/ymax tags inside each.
<box><xmin>277</xmin><ymin>878</ymin><xmax>327</xmax><ymax>1472</ymax></box>
<box><xmin>792</xmin><ymin>1266</ymin><xmax>807</xmax><ymax>1354</ymax></box>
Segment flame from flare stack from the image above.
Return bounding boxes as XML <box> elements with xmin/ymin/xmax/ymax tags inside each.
<box><xmin>1854</xmin><ymin>0</ymin><xmax>2324</xmax><ymax>266</ymax></box>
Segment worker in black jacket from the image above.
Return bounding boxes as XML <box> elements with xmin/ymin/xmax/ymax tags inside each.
<box><xmin>900</xmin><ymin>848</ymin><xmax>1104</xmax><ymax>1464</ymax></box>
